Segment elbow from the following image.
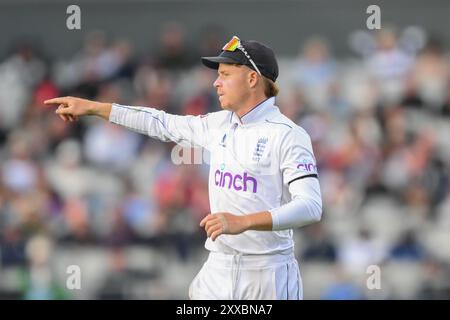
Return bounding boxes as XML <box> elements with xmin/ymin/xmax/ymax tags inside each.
<box><xmin>313</xmin><ymin>209</ymin><xmax>322</xmax><ymax>223</ymax></box>
<box><xmin>272</xmin><ymin>196</ymin><xmax>323</xmax><ymax>230</ymax></box>
<box><xmin>293</xmin><ymin>197</ymin><xmax>322</xmax><ymax>227</ymax></box>
<box><xmin>311</xmin><ymin>199</ymin><xmax>323</xmax><ymax>223</ymax></box>
<box><xmin>310</xmin><ymin>210</ymin><xmax>322</xmax><ymax>224</ymax></box>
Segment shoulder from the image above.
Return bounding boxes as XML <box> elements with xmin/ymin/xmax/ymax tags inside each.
<box><xmin>266</xmin><ymin>113</ymin><xmax>312</xmax><ymax>146</ymax></box>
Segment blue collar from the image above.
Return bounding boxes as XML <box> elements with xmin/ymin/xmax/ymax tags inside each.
<box><xmin>230</xmin><ymin>97</ymin><xmax>278</xmax><ymax>125</ymax></box>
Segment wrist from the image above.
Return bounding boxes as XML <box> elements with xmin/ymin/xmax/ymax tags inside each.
<box><xmin>244</xmin><ymin>211</ymin><xmax>273</xmax><ymax>231</ymax></box>
<box><xmin>241</xmin><ymin>215</ymin><xmax>252</xmax><ymax>232</ymax></box>
<box><xmin>86</xmin><ymin>101</ymin><xmax>100</xmax><ymax>116</ymax></box>
<box><xmin>91</xmin><ymin>102</ymin><xmax>112</xmax><ymax>120</ymax></box>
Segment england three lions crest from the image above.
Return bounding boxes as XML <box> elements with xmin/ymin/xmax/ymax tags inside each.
<box><xmin>252</xmin><ymin>137</ymin><xmax>268</xmax><ymax>162</ymax></box>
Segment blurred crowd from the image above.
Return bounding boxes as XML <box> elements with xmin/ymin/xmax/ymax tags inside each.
<box><xmin>0</xmin><ymin>23</ymin><xmax>450</xmax><ymax>299</ymax></box>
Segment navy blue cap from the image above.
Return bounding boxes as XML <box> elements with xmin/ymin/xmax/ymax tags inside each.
<box><xmin>201</xmin><ymin>39</ymin><xmax>279</xmax><ymax>82</ymax></box>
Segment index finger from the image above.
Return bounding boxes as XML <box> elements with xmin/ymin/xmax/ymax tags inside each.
<box><xmin>44</xmin><ymin>97</ymin><xmax>68</xmax><ymax>105</ymax></box>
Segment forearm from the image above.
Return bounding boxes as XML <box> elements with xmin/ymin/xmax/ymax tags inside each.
<box><xmin>242</xmin><ymin>211</ymin><xmax>273</xmax><ymax>231</ymax></box>
<box><xmin>269</xmin><ymin>178</ymin><xmax>322</xmax><ymax>231</ymax></box>
<box><xmin>90</xmin><ymin>102</ymin><xmax>112</xmax><ymax>120</ymax></box>
<box><xmin>108</xmin><ymin>103</ymin><xmax>174</xmax><ymax>141</ymax></box>
<box><xmin>269</xmin><ymin>196</ymin><xmax>322</xmax><ymax>231</ymax></box>
<box><xmin>202</xmin><ymin>193</ymin><xmax>320</xmax><ymax>240</ymax></box>
<box><xmin>243</xmin><ymin>195</ymin><xmax>322</xmax><ymax>232</ymax></box>
<box><xmin>109</xmin><ymin>103</ymin><xmax>208</xmax><ymax>147</ymax></box>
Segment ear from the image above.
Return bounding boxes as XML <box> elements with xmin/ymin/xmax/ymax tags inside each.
<box><xmin>247</xmin><ymin>70</ymin><xmax>259</xmax><ymax>89</ymax></box>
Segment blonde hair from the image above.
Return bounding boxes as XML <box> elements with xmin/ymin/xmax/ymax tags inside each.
<box><xmin>262</xmin><ymin>76</ymin><xmax>279</xmax><ymax>97</ymax></box>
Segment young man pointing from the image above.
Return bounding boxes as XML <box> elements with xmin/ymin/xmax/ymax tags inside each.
<box><xmin>45</xmin><ymin>36</ymin><xmax>322</xmax><ymax>300</ymax></box>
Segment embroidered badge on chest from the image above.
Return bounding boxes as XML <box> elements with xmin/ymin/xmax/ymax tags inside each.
<box><xmin>219</xmin><ymin>133</ymin><xmax>227</xmax><ymax>147</ymax></box>
<box><xmin>252</xmin><ymin>137</ymin><xmax>268</xmax><ymax>162</ymax></box>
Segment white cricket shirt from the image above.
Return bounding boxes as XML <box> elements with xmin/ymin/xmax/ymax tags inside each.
<box><xmin>109</xmin><ymin>97</ymin><xmax>321</xmax><ymax>255</ymax></box>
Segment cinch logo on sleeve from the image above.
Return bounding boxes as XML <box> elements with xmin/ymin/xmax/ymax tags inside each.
<box><xmin>297</xmin><ymin>162</ymin><xmax>317</xmax><ymax>172</ymax></box>
<box><xmin>296</xmin><ymin>153</ymin><xmax>318</xmax><ymax>174</ymax></box>
<box><xmin>214</xmin><ymin>164</ymin><xmax>258</xmax><ymax>193</ymax></box>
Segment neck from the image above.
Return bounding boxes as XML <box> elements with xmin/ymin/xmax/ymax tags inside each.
<box><xmin>235</xmin><ymin>94</ymin><xmax>269</xmax><ymax>118</ymax></box>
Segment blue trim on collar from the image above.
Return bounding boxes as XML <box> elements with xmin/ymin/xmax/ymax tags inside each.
<box><xmin>265</xmin><ymin>119</ymin><xmax>292</xmax><ymax>129</ymax></box>
<box><xmin>230</xmin><ymin>97</ymin><xmax>276</xmax><ymax>125</ymax></box>
<box><xmin>240</xmin><ymin>97</ymin><xmax>272</xmax><ymax>121</ymax></box>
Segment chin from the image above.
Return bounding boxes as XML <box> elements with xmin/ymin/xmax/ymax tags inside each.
<box><xmin>218</xmin><ymin>96</ymin><xmax>235</xmax><ymax>111</ymax></box>
<box><xmin>221</xmin><ymin>105</ymin><xmax>234</xmax><ymax>111</ymax></box>
<box><xmin>218</xmin><ymin>100</ymin><xmax>230</xmax><ymax>110</ymax></box>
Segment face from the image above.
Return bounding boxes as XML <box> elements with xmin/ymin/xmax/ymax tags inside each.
<box><xmin>213</xmin><ymin>63</ymin><xmax>253</xmax><ymax>111</ymax></box>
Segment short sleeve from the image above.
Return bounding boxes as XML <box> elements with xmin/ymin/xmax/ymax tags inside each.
<box><xmin>279</xmin><ymin>128</ymin><xmax>319</xmax><ymax>186</ymax></box>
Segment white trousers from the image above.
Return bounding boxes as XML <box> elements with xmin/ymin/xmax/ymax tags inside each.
<box><xmin>189</xmin><ymin>251</ymin><xmax>303</xmax><ymax>300</ymax></box>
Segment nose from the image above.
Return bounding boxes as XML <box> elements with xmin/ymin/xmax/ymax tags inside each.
<box><xmin>213</xmin><ymin>77</ymin><xmax>221</xmax><ymax>88</ymax></box>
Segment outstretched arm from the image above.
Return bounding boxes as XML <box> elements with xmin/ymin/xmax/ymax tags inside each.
<box><xmin>44</xmin><ymin>96</ymin><xmax>211</xmax><ymax>148</ymax></box>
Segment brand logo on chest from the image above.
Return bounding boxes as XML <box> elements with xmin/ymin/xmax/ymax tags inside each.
<box><xmin>214</xmin><ymin>164</ymin><xmax>258</xmax><ymax>193</ymax></box>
